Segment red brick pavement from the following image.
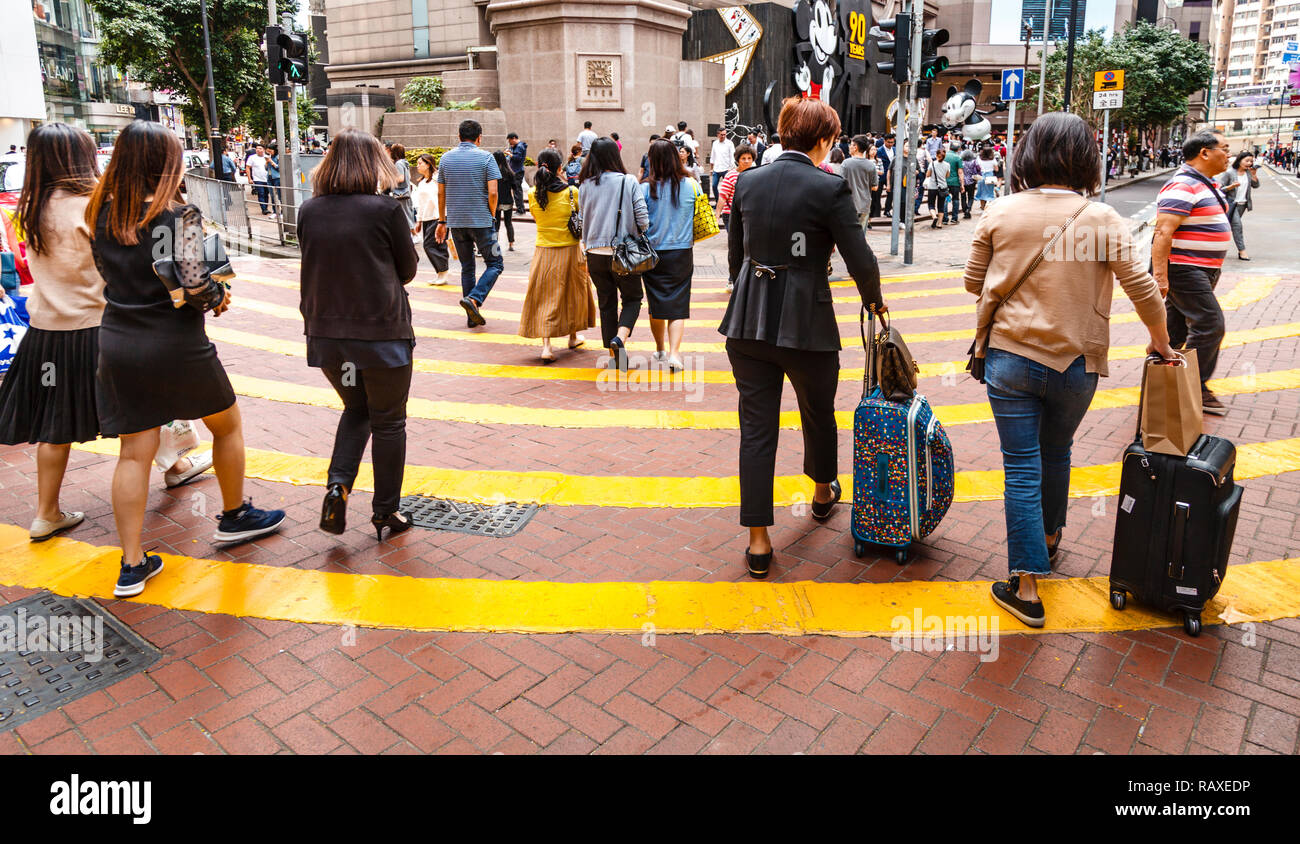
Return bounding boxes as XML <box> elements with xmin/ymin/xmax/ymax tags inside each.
<box><xmin>1</xmin><ymin>197</ymin><xmax>1297</xmax><ymax>754</ymax></box>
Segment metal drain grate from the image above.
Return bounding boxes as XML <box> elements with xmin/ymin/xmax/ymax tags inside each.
<box><xmin>0</xmin><ymin>592</ymin><xmax>160</xmax><ymax>733</ymax></box>
<box><xmin>399</xmin><ymin>495</ymin><xmax>539</xmax><ymax>537</ymax></box>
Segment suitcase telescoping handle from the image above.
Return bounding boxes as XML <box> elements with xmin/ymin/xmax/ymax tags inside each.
<box><xmin>860</xmin><ymin>304</ymin><xmax>889</xmax><ymax>399</ymax></box>
<box><xmin>1168</xmin><ymin>501</ymin><xmax>1189</xmax><ymax>581</ymax></box>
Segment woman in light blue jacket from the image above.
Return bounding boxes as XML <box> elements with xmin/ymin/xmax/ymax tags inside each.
<box><xmin>639</xmin><ymin>138</ymin><xmax>699</xmax><ymax>371</ymax></box>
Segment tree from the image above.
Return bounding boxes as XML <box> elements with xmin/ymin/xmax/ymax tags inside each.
<box><xmin>88</xmin><ymin>0</ymin><xmax>299</xmax><ymax>148</ymax></box>
<box><xmin>240</xmin><ymin>84</ymin><xmax>317</xmax><ymax>143</ymax></box>
<box><xmin>1027</xmin><ymin>20</ymin><xmax>1211</xmax><ymax>131</ymax></box>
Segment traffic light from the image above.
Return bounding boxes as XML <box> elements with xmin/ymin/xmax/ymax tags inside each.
<box><xmin>875</xmin><ymin>13</ymin><xmax>911</xmax><ymax>85</ymax></box>
<box><xmin>916</xmin><ymin>28</ymin><xmax>949</xmax><ymax>99</ymax></box>
<box><xmin>277</xmin><ymin>31</ymin><xmax>310</xmax><ymax>85</ymax></box>
<box><xmin>265</xmin><ymin>26</ymin><xmax>284</xmax><ymax>85</ymax></box>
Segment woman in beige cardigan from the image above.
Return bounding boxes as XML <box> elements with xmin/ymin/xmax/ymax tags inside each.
<box><xmin>963</xmin><ymin>112</ymin><xmax>1177</xmax><ymax>628</ymax></box>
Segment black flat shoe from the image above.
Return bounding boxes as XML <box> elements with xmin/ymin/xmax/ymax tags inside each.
<box><xmin>609</xmin><ymin>336</ymin><xmax>628</xmax><ymax>372</ymax></box>
<box><xmin>811</xmin><ymin>479</ymin><xmax>842</xmax><ymax>521</ymax></box>
<box><xmin>746</xmin><ymin>548</ymin><xmax>773</xmax><ymax>579</ymax></box>
<box><xmin>372</xmin><ymin>510</ymin><xmax>415</xmax><ymax>541</ymax></box>
<box><xmin>991</xmin><ymin>576</ymin><xmax>1045</xmax><ymax>628</ymax></box>
<box><xmin>320</xmin><ymin>483</ymin><xmax>348</xmax><ymax>535</ymax></box>
<box><xmin>460</xmin><ymin>297</ymin><xmax>486</xmax><ymax>326</ymax></box>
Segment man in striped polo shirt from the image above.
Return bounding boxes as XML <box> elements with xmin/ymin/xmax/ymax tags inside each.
<box><xmin>436</xmin><ymin>119</ymin><xmax>502</xmax><ymax>327</ymax></box>
<box><xmin>1152</xmin><ymin>130</ymin><xmax>1232</xmax><ymax>415</ymax></box>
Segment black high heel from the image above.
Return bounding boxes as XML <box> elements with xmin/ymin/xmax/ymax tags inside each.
<box><xmin>746</xmin><ymin>548</ymin><xmax>773</xmax><ymax>579</ymax></box>
<box><xmin>320</xmin><ymin>483</ymin><xmax>348</xmax><ymax>535</ymax></box>
<box><xmin>372</xmin><ymin>510</ymin><xmax>415</xmax><ymax>541</ymax></box>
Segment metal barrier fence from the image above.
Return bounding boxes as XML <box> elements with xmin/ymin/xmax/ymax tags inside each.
<box><xmin>183</xmin><ymin>171</ymin><xmax>313</xmax><ymax>252</ymax></box>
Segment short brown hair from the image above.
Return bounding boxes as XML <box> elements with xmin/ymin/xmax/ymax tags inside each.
<box><xmin>777</xmin><ymin>97</ymin><xmax>841</xmax><ymax>153</ymax></box>
<box><xmin>312</xmin><ymin>129</ymin><xmax>397</xmax><ymax>196</ymax></box>
<box><xmin>1010</xmin><ymin>112</ymin><xmax>1101</xmax><ymax>195</ymax></box>
<box><xmin>389</xmin><ymin>142</ymin><xmax>406</xmax><ymax>160</ymax></box>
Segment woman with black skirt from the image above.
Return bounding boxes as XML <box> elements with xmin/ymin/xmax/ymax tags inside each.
<box><xmin>298</xmin><ymin>128</ymin><xmax>419</xmax><ymax>540</ymax></box>
<box><xmin>639</xmin><ymin>138</ymin><xmax>699</xmax><ymax>371</ymax></box>
<box><xmin>87</xmin><ymin>120</ymin><xmax>285</xmax><ymax>597</ymax></box>
<box><xmin>493</xmin><ymin>149</ymin><xmax>517</xmax><ymax>251</ymax></box>
<box><xmin>0</xmin><ymin>124</ymin><xmax>105</xmax><ymax>542</ymax></box>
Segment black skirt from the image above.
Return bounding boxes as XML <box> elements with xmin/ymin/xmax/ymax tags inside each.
<box><xmin>641</xmin><ymin>247</ymin><xmax>693</xmax><ymax>320</ymax></box>
<box><xmin>0</xmin><ymin>326</ymin><xmax>103</xmax><ymax>445</ymax></box>
<box><xmin>96</xmin><ymin>308</ymin><xmax>236</xmax><ymax>436</ymax></box>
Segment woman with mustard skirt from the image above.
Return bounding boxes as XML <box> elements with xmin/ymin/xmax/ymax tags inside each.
<box><xmin>520</xmin><ymin>148</ymin><xmax>596</xmax><ymax>362</ymax></box>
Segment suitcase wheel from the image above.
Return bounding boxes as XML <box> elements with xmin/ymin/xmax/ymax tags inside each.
<box><xmin>1109</xmin><ymin>590</ymin><xmax>1126</xmax><ymax>611</ymax></box>
<box><xmin>894</xmin><ymin>548</ymin><xmax>908</xmax><ymax>565</ymax></box>
<box><xmin>853</xmin><ymin>540</ymin><xmax>867</xmax><ymax>559</ymax></box>
<box><xmin>1183</xmin><ymin>611</ymin><xmax>1202</xmax><ymax>637</ymax></box>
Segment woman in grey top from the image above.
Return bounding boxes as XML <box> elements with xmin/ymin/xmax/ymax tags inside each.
<box><xmin>389</xmin><ymin>143</ymin><xmax>415</xmax><ymax>225</ymax></box>
<box><xmin>1217</xmin><ymin>151</ymin><xmax>1259</xmax><ymax>260</ymax></box>
<box><xmin>578</xmin><ymin>137</ymin><xmax>649</xmax><ymax>372</ymax></box>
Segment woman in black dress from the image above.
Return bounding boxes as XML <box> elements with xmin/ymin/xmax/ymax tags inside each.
<box><xmin>87</xmin><ymin>120</ymin><xmax>285</xmax><ymax>598</ymax></box>
<box><xmin>492</xmin><ymin>149</ymin><xmax>517</xmax><ymax>251</ymax></box>
<box><xmin>298</xmin><ymin>129</ymin><xmax>419</xmax><ymax>540</ymax></box>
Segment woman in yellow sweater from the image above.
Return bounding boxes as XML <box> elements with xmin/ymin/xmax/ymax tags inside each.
<box><xmin>520</xmin><ymin>148</ymin><xmax>596</xmax><ymax>362</ymax></box>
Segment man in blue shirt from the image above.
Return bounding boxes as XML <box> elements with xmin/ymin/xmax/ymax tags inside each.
<box><xmin>437</xmin><ymin>119</ymin><xmax>502</xmax><ymax>327</ymax></box>
<box><xmin>506</xmin><ymin>132</ymin><xmax>528</xmax><ymax>214</ymax></box>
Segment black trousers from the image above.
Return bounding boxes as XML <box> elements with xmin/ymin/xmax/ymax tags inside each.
<box><xmin>868</xmin><ymin>187</ymin><xmax>881</xmax><ymax>222</ymax></box>
<box><xmin>511</xmin><ymin>174</ymin><xmax>526</xmax><ymax>211</ymax></box>
<box><xmin>421</xmin><ymin>223</ymin><xmax>449</xmax><ymax>272</ymax></box>
<box><xmin>962</xmin><ymin>183</ymin><xmax>976</xmax><ymax>216</ymax></box>
<box><xmin>1166</xmin><ymin>263</ymin><xmax>1223</xmax><ymax>388</ymax></box>
<box><xmin>495</xmin><ymin>205</ymin><xmax>515</xmax><ymax>244</ymax></box>
<box><xmin>320</xmin><ymin>363</ymin><xmax>412</xmax><ymax>516</ymax></box>
<box><xmin>586</xmin><ymin>252</ymin><xmax>644</xmax><ymax>347</ymax></box>
<box><xmin>726</xmin><ymin>337</ymin><xmax>840</xmax><ymax>527</ymax></box>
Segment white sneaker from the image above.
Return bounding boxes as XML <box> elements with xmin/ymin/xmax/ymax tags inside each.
<box><xmin>165</xmin><ymin>451</ymin><xmax>214</xmax><ymax>489</ymax></box>
<box><xmin>667</xmin><ymin>355</ymin><xmax>684</xmax><ymax>372</ymax></box>
<box><xmin>430</xmin><ymin>272</ymin><xmax>449</xmax><ymax>286</ymax></box>
<box><xmin>726</xmin><ymin>281</ymin><xmax>734</xmax><ymax>293</ymax></box>
<box><xmin>651</xmin><ymin>351</ymin><xmax>667</xmax><ymax>365</ymax></box>
<box><xmin>30</xmin><ymin>511</ymin><xmax>84</xmax><ymax>542</ymax></box>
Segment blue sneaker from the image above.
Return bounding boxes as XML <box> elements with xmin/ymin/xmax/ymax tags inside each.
<box><xmin>114</xmin><ymin>553</ymin><xmax>164</xmax><ymax>598</ymax></box>
<box><xmin>214</xmin><ymin>499</ymin><xmax>286</xmax><ymax>544</ymax></box>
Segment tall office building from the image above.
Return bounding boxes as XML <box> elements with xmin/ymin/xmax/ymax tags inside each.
<box><xmin>1</xmin><ymin>0</ymin><xmax>45</xmax><ymax>151</ymax></box>
<box><xmin>1219</xmin><ymin>0</ymin><xmax>1300</xmax><ymax>105</ymax></box>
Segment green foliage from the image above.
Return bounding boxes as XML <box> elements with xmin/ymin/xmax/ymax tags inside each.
<box><xmin>403</xmin><ymin>147</ymin><xmax>450</xmax><ymax>169</ymax></box>
<box><xmin>400</xmin><ymin>76</ymin><xmax>444</xmax><ymax>111</ymax></box>
<box><xmin>87</xmin><ymin>0</ymin><xmax>304</xmax><ymax>143</ymax></box>
<box><xmin>241</xmin><ymin>86</ymin><xmax>318</xmax><ymax>143</ymax></box>
<box><xmin>1028</xmin><ymin>20</ymin><xmax>1212</xmax><ymax>130</ymax></box>
<box><xmin>444</xmin><ymin>99</ymin><xmax>482</xmax><ymax>110</ymax></box>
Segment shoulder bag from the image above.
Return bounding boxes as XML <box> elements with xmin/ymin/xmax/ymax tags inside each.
<box><xmin>691</xmin><ymin>180</ymin><xmax>720</xmax><ymax>242</ymax></box>
<box><xmin>612</xmin><ymin>176</ymin><xmax>658</xmax><ymax>275</ymax></box>
<box><xmin>966</xmin><ymin>198</ymin><xmax>1090</xmax><ymax>383</ymax></box>
<box><xmin>151</xmin><ymin>209</ymin><xmax>235</xmax><ymax>312</ymax></box>
<box><xmin>566</xmin><ymin>187</ymin><xmax>582</xmax><ymax>239</ymax></box>
<box><xmin>861</xmin><ymin>305</ymin><xmax>919</xmax><ymax>403</ymax></box>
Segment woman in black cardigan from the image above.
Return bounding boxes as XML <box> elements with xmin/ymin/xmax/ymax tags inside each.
<box><xmin>298</xmin><ymin>129</ymin><xmax>419</xmax><ymax>540</ymax></box>
<box><xmin>719</xmin><ymin>97</ymin><xmax>887</xmax><ymax>579</ymax></box>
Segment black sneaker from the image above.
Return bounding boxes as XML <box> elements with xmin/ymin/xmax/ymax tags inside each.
<box><xmin>460</xmin><ymin>297</ymin><xmax>486</xmax><ymax>326</ymax></box>
<box><xmin>991</xmin><ymin>576</ymin><xmax>1045</xmax><ymax>628</ymax></box>
<box><xmin>214</xmin><ymin>499</ymin><xmax>286</xmax><ymax>544</ymax></box>
<box><xmin>1202</xmin><ymin>391</ymin><xmax>1227</xmax><ymax>416</ymax></box>
<box><xmin>114</xmin><ymin>553</ymin><xmax>164</xmax><ymax>598</ymax></box>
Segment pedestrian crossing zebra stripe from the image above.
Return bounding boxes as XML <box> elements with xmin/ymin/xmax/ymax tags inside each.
<box><xmin>1</xmin><ymin>524</ymin><xmax>1295</xmax><ymax>637</ymax></box>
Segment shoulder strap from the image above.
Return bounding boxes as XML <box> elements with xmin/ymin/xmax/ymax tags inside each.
<box><xmin>1182</xmin><ymin>167</ymin><xmax>1229</xmax><ymax>215</ymax></box>
<box><xmin>977</xmin><ymin>199</ymin><xmax>1090</xmax><ymax>335</ymax></box>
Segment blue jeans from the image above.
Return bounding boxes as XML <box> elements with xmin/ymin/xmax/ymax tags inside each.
<box><xmin>253</xmin><ymin>180</ymin><xmax>269</xmax><ymax>213</ymax></box>
<box><xmin>984</xmin><ymin>348</ymin><xmax>1098</xmax><ymax>576</ymax></box>
<box><xmin>450</xmin><ymin>226</ymin><xmax>503</xmax><ymax>304</ymax></box>
<box><xmin>711</xmin><ymin>171</ymin><xmax>724</xmax><ymax>199</ymax></box>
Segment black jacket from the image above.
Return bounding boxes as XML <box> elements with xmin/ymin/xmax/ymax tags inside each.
<box><xmin>298</xmin><ymin>193</ymin><xmax>418</xmax><ymax>340</ymax></box>
<box><xmin>719</xmin><ymin>152</ymin><xmax>883</xmax><ymax>351</ymax></box>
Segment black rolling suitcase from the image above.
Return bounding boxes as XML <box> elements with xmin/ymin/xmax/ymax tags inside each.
<box><xmin>1109</xmin><ymin>360</ymin><xmax>1243</xmax><ymax>636</ymax></box>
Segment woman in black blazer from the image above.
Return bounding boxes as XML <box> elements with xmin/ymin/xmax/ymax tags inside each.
<box><xmin>298</xmin><ymin>129</ymin><xmax>419</xmax><ymax>540</ymax></box>
<box><xmin>719</xmin><ymin>96</ymin><xmax>887</xmax><ymax>579</ymax></box>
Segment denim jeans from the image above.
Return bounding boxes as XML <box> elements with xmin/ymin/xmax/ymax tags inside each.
<box><xmin>711</xmin><ymin>170</ymin><xmax>724</xmax><ymax>200</ymax></box>
<box><xmin>450</xmin><ymin>226</ymin><xmax>504</xmax><ymax>304</ymax></box>
<box><xmin>984</xmin><ymin>348</ymin><xmax>1098</xmax><ymax>576</ymax></box>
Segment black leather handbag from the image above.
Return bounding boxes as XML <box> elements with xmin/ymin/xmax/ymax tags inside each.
<box><xmin>566</xmin><ymin>186</ymin><xmax>582</xmax><ymax>240</ymax></box>
<box><xmin>611</xmin><ymin>177</ymin><xmax>657</xmax><ymax>275</ymax></box>
<box><xmin>152</xmin><ymin>230</ymin><xmax>235</xmax><ymax>312</ymax></box>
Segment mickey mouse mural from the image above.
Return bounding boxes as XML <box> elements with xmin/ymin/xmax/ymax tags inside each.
<box><xmin>940</xmin><ymin>79</ymin><xmax>1008</xmax><ymax>142</ymax></box>
<box><xmin>792</xmin><ymin>0</ymin><xmax>841</xmax><ymax>103</ymax></box>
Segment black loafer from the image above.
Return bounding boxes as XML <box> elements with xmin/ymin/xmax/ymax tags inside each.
<box><xmin>460</xmin><ymin>297</ymin><xmax>486</xmax><ymax>326</ymax></box>
<box><xmin>991</xmin><ymin>576</ymin><xmax>1045</xmax><ymax>628</ymax></box>
<box><xmin>811</xmin><ymin>479</ymin><xmax>842</xmax><ymax>521</ymax></box>
<box><xmin>746</xmin><ymin>548</ymin><xmax>772</xmax><ymax>579</ymax></box>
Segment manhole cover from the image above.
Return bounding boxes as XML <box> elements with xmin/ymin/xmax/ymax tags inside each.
<box><xmin>399</xmin><ymin>495</ymin><xmax>539</xmax><ymax>537</ymax></box>
<box><xmin>0</xmin><ymin>592</ymin><xmax>160</xmax><ymax>733</ymax></box>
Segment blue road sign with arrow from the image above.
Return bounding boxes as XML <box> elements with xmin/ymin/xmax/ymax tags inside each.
<box><xmin>1001</xmin><ymin>68</ymin><xmax>1024</xmax><ymax>101</ymax></box>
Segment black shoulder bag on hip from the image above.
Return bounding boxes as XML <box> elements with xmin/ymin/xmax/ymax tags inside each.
<box><xmin>966</xmin><ymin>199</ymin><xmax>1089</xmax><ymax>383</ymax></box>
<box><xmin>611</xmin><ymin>176</ymin><xmax>658</xmax><ymax>275</ymax></box>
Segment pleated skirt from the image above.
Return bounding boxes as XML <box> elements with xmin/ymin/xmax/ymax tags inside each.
<box><xmin>518</xmin><ymin>243</ymin><xmax>597</xmax><ymax>339</ymax></box>
<box><xmin>0</xmin><ymin>326</ymin><xmax>103</xmax><ymax>445</ymax></box>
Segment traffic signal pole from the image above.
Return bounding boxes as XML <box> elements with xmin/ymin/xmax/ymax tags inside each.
<box><xmin>269</xmin><ymin>0</ymin><xmax>286</xmax><ymax>208</ymax></box>
<box><xmin>904</xmin><ymin>7</ymin><xmax>922</xmax><ymax>265</ymax></box>
<box><xmin>199</xmin><ymin>0</ymin><xmax>222</xmax><ymax>178</ymax></box>
<box><xmin>281</xmin><ymin>11</ymin><xmax>301</xmax><ymax>229</ymax></box>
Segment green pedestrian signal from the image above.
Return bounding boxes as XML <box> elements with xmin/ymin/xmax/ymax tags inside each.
<box><xmin>277</xmin><ymin>32</ymin><xmax>310</xmax><ymax>85</ymax></box>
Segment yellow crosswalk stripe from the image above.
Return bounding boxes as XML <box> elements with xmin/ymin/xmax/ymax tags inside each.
<box><xmin>2</xmin><ymin>524</ymin><xmax>1295</xmax><ymax>636</ymax></box>
<box><xmin>71</xmin><ymin>436</ymin><xmax>1300</xmax><ymax>508</ymax></box>
<box><xmin>225</xmin><ymin>365</ymin><xmax>1300</xmax><ymax>431</ymax></box>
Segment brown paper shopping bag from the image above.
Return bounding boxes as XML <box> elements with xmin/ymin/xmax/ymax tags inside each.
<box><xmin>1141</xmin><ymin>349</ymin><xmax>1203</xmax><ymax>456</ymax></box>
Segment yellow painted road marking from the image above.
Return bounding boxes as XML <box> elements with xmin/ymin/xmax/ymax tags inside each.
<box><xmin>1</xmin><ymin>525</ymin><xmax>1294</xmax><ymax>635</ymax></box>
<box><xmin>207</xmin><ymin>320</ymin><xmax>1300</xmax><ymax>386</ymax></box>
<box><xmin>71</xmin><ymin>437</ymin><xmax>1300</xmax><ymax>508</ymax></box>
<box><xmin>226</xmin><ymin>365</ymin><xmax>1300</xmax><ymax>431</ymax></box>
